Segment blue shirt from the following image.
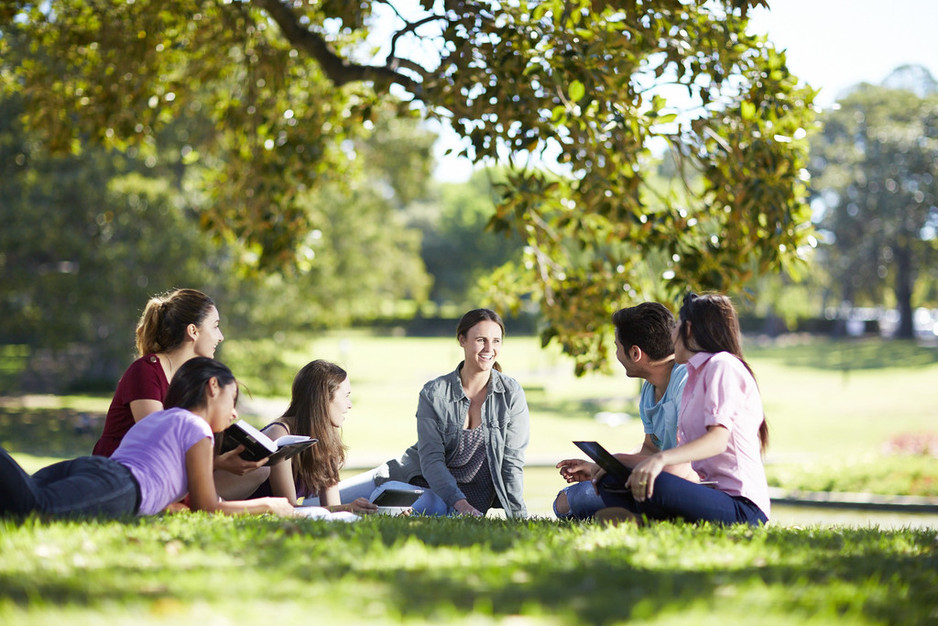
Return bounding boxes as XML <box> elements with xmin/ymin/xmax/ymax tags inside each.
<box><xmin>638</xmin><ymin>363</ymin><xmax>687</xmax><ymax>451</ymax></box>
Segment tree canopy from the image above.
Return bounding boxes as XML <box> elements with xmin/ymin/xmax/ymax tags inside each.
<box><xmin>1</xmin><ymin>0</ymin><xmax>817</xmax><ymax>372</ymax></box>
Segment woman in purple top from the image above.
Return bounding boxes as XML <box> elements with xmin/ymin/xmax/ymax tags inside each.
<box><xmin>1</xmin><ymin>358</ymin><xmax>297</xmax><ymax>519</ymax></box>
<box><xmin>595</xmin><ymin>292</ymin><xmax>771</xmax><ymax>526</ymax></box>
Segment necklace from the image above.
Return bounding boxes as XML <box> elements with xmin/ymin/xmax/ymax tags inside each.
<box><xmin>161</xmin><ymin>352</ymin><xmax>176</xmax><ymax>381</ymax></box>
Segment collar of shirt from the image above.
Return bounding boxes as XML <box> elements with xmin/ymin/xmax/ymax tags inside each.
<box><xmin>686</xmin><ymin>351</ymin><xmax>717</xmax><ymax>374</ymax></box>
<box><xmin>448</xmin><ymin>362</ymin><xmax>506</xmax><ymax>402</ymax></box>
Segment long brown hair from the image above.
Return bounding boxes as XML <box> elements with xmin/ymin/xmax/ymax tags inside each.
<box><xmin>135</xmin><ymin>288</ymin><xmax>215</xmax><ymax>356</ymax></box>
<box><xmin>278</xmin><ymin>360</ymin><xmax>349</xmax><ymax>495</ymax></box>
<box><xmin>677</xmin><ymin>293</ymin><xmax>769</xmax><ymax>452</ymax></box>
<box><xmin>456</xmin><ymin>308</ymin><xmax>506</xmax><ymax>372</ymax></box>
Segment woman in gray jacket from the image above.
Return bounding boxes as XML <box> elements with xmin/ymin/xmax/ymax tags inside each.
<box><xmin>339</xmin><ymin>308</ymin><xmax>531</xmax><ymax>517</ymax></box>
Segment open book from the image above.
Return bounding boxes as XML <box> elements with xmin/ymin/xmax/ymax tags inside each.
<box><xmin>220</xmin><ymin>421</ymin><xmax>317</xmax><ymax>465</ymax></box>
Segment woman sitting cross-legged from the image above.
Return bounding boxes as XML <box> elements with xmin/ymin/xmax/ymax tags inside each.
<box><xmin>334</xmin><ymin>308</ymin><xmax>530</xmax><ymax>517</ymax></box>
<box><xmin>594</xmin><ymin>292</ymin><xmax>771</xmax><ymax>527</ymax></box>
<box><xmin>0</xmin><ymin>357</ymin><xmax>297</xmax><ymax>519</ymax></box>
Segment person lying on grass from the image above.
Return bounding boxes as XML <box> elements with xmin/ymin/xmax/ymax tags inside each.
<box><xmin>0</xmin><ymin>357</ymin><xmax>297</xmax><ymax>519</ymax></box>
<box><xmin>593</xmin><ymin>293</ymin><xmax>771</xmax><ymax>527</ymax></box>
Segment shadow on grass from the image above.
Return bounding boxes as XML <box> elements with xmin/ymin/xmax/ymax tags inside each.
<box><xmin>258</xmin><ymin>519</ymin><xmax>937</xmax><ymax>624</ymax></box>
<box><xmin>0</xmin><ymin>518</ymin><xmax>934</xmax><ymax>623</ymax></box>
<box><xmin>0</xmin><ymin>407</ymin><xmax>102</xmax><ymax>458</ymax></box>
<box><xmin>748</xmin><ymin>338</ymin><xmax>938</xmax><ymax>371</ymax></box>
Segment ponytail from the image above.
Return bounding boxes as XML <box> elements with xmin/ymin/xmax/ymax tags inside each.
<box><xmin>135</xmin><ymin>288</ymin><xmax>215</xmax><ymax>356</ymax></box>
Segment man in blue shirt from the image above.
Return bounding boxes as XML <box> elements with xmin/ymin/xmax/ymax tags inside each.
<box><xmin>554</xmin><ymin>302</ymin><xmax>688</xmax><ymax>519</ymax></box>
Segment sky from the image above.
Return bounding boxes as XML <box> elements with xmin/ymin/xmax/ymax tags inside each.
<box><xmin>433</xmin><ymin>0</ymin><xmax>938</xmax><ymax>180</ymax></box>
<box><xmin>747</xmin><ymin>0</ymin><xmax>938</xmax><ymax>107</ymax></box>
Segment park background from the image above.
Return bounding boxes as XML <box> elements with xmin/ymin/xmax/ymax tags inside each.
<box><xmin>1</xmin><ymin>0</ymin><xmax>936</xmax><ymax>510</ymax></box>
<box><xmin>1</xmin><ymin>2</ymin><xmax>937</xmax><ymax>624</ymax></box>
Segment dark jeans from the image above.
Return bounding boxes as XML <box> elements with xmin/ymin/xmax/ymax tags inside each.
<box><xmin>597</xmin><ymin>472</ymin><xmax>768</xmax><ymax>526</ymax></box>
<box><xmin>0</xmin><ymin>447</ymin><xmax>140</xmax><ymax>518</ymax></box>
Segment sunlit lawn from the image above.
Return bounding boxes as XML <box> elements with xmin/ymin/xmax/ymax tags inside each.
<box><xmin>2</xmin><ymin>335</ymin><xmax>937</xmax><ymax>624</ymax></box>
<box><xmin>1</xmin><ymin>515</ymin><xmax>936</xmax><ymax>625</ymax></box>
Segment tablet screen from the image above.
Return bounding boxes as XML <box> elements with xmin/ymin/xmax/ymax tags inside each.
<box><xmin>573</xmin><ymin>441</ymin><xmax>632</xmax><ymax>483</ymax></box>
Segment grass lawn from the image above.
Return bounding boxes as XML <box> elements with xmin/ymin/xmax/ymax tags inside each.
<box><xmin>1</xmin><ymin>515</ymin><xmax>936</xmax><ymax>625</ymax></box>
<box><xmin>1</xmin><ymin>336</ymin><xmax>937</xmax><ymax>623</ymax></box>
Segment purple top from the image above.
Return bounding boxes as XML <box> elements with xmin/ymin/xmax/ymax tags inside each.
<box><xmin>678</xmin><ymin>351</ymin><xmax>770</xmax><ymax>518</ymax></box>
<box><xmin>111</xmin><ymin>407</ymin><xmax>213</xmax><ymax>515</ymax></box>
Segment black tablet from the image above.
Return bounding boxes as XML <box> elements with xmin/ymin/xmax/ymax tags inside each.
<box><xmin>573</xmin><ymin>441</ymin><xmax>632</xmax><ymax>484</ymax></box>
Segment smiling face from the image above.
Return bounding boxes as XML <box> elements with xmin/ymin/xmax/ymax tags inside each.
<box><xmin>327</xmin><ymin>375</ymin><xmax>352</xmax><ymax>428</ymax></box>
<box><xmin>459</xmin><ymin>320</ymin><xmax>502</xmax><ymax>373</ymax></box>
<box><xmin>192</xmin><ymin>306</ymin><xmax>224</xmax><ymax>358</ymax></box>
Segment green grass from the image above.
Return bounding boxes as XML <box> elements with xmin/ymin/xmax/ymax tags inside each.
<box><xmin>0</xmin><ymin>515</ymin><xmax>935</xmax><ymax>625</ymax></box>
<box><xmin>2</xmin><ymin>336</ymin><xmax>938</xmax><ymax>624</ymax></box>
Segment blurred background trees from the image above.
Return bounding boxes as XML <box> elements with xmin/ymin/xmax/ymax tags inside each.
<box><xmin>809</xmin><ymin>66</ymin><xmax>938</xmax><ymax>339</ymax></box>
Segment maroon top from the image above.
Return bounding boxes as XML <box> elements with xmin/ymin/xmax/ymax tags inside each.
<box><xmin>92</xmin><ymin>354</ymin><xmax>169</xmax><ymax>457</ymax></box>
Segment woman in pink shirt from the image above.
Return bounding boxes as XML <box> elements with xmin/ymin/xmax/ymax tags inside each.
<box><xmin>595</xmin><ymin>292</ymin><xmax>770</xmax><ymax>526</ymax></box>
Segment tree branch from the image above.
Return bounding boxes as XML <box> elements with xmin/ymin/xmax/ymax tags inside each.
<box><xmin>251</xmin><ymin>0</ymin><xmax>424</xmax><ymax>95</ymax></box>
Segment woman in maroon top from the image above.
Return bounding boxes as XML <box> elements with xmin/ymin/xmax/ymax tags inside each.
<box><xmin>92</xmin><ymin>289</ymin><xmax>225</xmax><ymax>457</ymax></box>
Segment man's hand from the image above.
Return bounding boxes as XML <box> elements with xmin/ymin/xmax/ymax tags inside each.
<box><xmin>556</xmin><ymin>458</ymin><xmax>598</xmax><ymax>483</ymax></box>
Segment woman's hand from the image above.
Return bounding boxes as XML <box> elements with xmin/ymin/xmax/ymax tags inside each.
<box><xmin>264</xmin><ymin>497</ymin><xmax>300</xmax><ymax>517</ymax></box>
<box><xmin>453</xmin><ymin>499</ymin><xmax>483</xmax><ymax>517</ymax></box>
<box><xmin>626</xmin><ymin>453</ymin><xmax>667</xmax><ymax>502</ymax></box>
<box><xmin>213</xmin><ymin>445</ymin><xmax>267</xmax><ymax>476</ymax></box>
<box><xmin>556</xmin><ymin>458</ymin><xmax>598</xmax><ymax>483</ymax></box>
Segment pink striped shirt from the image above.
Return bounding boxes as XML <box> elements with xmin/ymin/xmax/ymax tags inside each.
<box><xmin>678</xmin><ymin>351</ymin><xmax>770</xmax><ymax>518</ymax></box>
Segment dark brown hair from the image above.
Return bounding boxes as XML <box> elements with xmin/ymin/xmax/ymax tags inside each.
<box><xmin>163</xmin><ymin>357</ymin><xmax>236</xmax><ymax>418</ymax></box>
<box><xmin>457</xmin><ymin>308</ymin><xmax>505</xmax><ymax>372</ymax></box>
<box><xmin>677</xmin><ymin>293</ymin><xmax>768</xmax><ymax>452</ymax></box>
<box><xmin>612</xmin><ymin>302</ymin><xmax>676</xmax><ymax>361</ymax></box>
<box><xmin>135</xmin><ymin>288</ymin><xmax>215</xmax><ymax>356</ymax></box>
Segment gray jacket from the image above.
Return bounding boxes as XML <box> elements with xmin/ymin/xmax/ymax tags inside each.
<box><xmin>377</xmin><ymin>364</ymin><xmax>529</xmax><ymax>517</ymax></box>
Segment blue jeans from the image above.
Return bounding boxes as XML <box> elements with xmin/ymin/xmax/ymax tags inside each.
<box><xmin>554</xmin><ymin>480</ymin><xmax>606</xmax><ymax>519</ymax></box>
<box><xmin>0</xmin><ymin>447</ymin><xmax>140</xmax><ymax>518</ymax></box>
<box><xmin>596</xmin><ymin>472</ymin><xmax>767</xmax><ymax>526</ymax></box>
<box><xmin>300</xmin><ymin>467</ymin><xmax>449</xmax><ymax>516</ymax></box>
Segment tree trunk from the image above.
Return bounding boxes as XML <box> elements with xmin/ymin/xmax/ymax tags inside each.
<box><xmin>894</xmin><ymin>243</ymin><xmax>915</xmax><ymax>339</ymax></box>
